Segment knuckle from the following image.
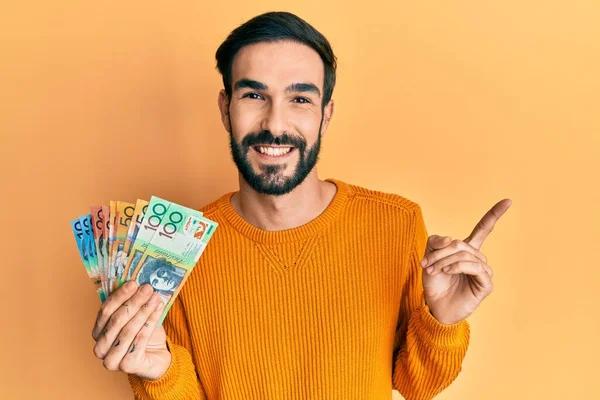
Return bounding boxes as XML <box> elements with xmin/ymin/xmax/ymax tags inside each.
<box><xmin>99</xmin><ymin>299</ymin><xmax>112</xmax><ymax>313</ymax></box>
<box><xmin>93</xmin><ymin>344</ymin><xmax>104</xmax><ymax>359</ymax></box>
<box><xmin>120</xmin><ymin>325</ymin><xmax>135</xmax><ymax>339</ymax></box>
<box><xmin>102</xmin><ymin>357</ymin><xmax>117</xmax><ymax>371</ymax></box>
<box><xmin>109</xmin><ymin>312</ymin><xmax>125</xmax><ymax>328</ymax></box>
<box><xmin>144</xmin><ymin>301</ymin><xmax>158</xmax><ymax>314</ymax></box>
<box><xmin>99</xmin><ymin>307</ymin><xmax>113</xmax><ymax>323</ymax></box>
<box><xmin>130</xmin><ymin>291</ymin><xmax>148</xmax><ymax>306</ymax></box>
<box><xmin>143</xmin><ymin>289</ymin><xmax>156</xmax><ymax>303</ymax></box>
<box><xmin>106</xmin><ymin>315</ymin><xmax>117</xmax><ymax>330</ymax></box>
<box><xmin>119</xmin><ymin>356</ymin><xmax>137</xmax><ymax>374</ymax></box>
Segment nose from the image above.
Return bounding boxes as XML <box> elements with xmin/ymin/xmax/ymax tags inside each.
<box><xmin>260</xmin><ymin>101</ymin><xmax>287</xmax><ymax>137</ymax></box>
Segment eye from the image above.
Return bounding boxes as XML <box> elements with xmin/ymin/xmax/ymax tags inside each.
<box><xmin>152</xmin><ymin>279</ymin><xmax>158</xmax><ymax>286</ymax></box>
<box><xmin>242</xmin><ymin>92</ymin><xmax>262</xmax><ymax>100</ymax></box>
<box><xmin>294</xmin><ymin>97</ymin><xmax>311</xmax><ymax>104</ymax></box>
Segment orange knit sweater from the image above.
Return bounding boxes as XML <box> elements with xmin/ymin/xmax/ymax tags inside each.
<box><xmin>128</xmin><ymin>178</ymin><xmax>470</xmax><ymax>400</ymax></box>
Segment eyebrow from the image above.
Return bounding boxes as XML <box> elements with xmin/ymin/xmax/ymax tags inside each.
<box><xmin>233</xmin><ymin>79</ymin><xmax>321</xmax><ymax>97</ymax></box>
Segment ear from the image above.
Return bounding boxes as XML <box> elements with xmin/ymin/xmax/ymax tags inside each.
<box><xmin>320</xmin><ymin>99</ymin><xmax>335</xmax><ymax>138</ymax></box>
<box><xmin>217</xmin><ymin>89</ymin><xmax>231</xmax><ymax>133</ymax></box>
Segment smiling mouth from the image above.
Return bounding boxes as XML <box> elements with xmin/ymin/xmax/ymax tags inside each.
<box><xmin>253</xmin><ymin>145</ymin><xmax>295</xmax><ymax>157</ymax></box>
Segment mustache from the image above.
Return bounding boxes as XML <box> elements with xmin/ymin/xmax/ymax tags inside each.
<box><xmin>241</xmin><ymin>130</ymin><xmax>306</xmax><ymax>151</ymax></box>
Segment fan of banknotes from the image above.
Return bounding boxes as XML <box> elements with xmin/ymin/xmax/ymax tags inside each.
<box><xmin>70</xmin><ymin>196</ymin><xmax>217</xmax><ymax>325</ymax></box>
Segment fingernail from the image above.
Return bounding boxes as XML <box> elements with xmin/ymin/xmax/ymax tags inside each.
<box><xmin>427</xmin><ymin>267</ymin><xmax>434</xmax><ymax>274</ymax></box>
<box><xmin>421</xmin><ymin>259</ymin><xmax>427</xmax><ymax>267</ymax></box>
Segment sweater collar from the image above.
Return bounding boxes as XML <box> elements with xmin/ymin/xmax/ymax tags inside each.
<box><xmin>216</xmin><ymin>178</ymin><xmax>349</xmax><ymax>244</ymax></box>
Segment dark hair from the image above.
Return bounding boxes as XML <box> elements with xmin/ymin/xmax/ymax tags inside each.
<box><xmin>215</xmin><ymin>11</ymin><xmax>337</xmax><ymax>108</ymax></box>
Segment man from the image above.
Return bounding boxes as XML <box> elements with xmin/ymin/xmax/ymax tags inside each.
<box><xmin>91</xmin><ymin>11</ymin><xmax>511</xmax><ymax>399</ymax></box>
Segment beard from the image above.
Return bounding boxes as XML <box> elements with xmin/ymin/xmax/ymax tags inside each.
<box><xmin>228</xmin><ymin>118</ymin><xmax>323</xmax><ymax>196</ymax></box>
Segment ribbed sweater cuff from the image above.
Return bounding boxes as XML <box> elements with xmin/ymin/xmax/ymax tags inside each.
<box><xmin>414</xmin><ymin>296</ymin><xmax>471</xmax><ymax>350</ymax></box>
<box><xmin>127</xmin><ymin>336</ymin><xmax>197</xmax><ymax>399</ymax></box>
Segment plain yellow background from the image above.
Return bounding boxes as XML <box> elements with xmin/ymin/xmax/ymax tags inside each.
<box><xmin>1</xmin><ymin>1</ymin><xmax>598</xmax><ymax>399</ymax></box>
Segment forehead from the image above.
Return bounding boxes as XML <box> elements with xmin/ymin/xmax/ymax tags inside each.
<box><xmin>231</xmin><ymin>41</ymin><xmax>324</xmax><ymax>91</ymax></box>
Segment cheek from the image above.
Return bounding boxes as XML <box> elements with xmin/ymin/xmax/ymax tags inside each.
<box><xmin>295</xmin><ymin>112</ymin><xmax>322</xmax><ymax>143</ymax></box>
<box><xmin>230</xmin><ymin>103</ymin><xmax>261</xmax><ymax>135</ymax></box>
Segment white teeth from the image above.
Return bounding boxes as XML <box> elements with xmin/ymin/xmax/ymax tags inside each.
<box><xmin>257</xmin><ymin>146</ymin><xmax>292</xmax><ymax>156</ymax></box>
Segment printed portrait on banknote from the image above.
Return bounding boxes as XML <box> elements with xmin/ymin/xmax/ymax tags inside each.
<box><xmin>136</xmin><ymin>256</ymin><xmax>186</xmax><ymax>303</ymax></box>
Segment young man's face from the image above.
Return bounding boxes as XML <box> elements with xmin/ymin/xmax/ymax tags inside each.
<box><xmin>219</xmin><ymin>40</ymin><xmax>334</xmax><ymax>195</ymax></box>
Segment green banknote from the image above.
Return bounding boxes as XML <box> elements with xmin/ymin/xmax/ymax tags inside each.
<box><xmin>122</xmin><ymin>196</ymin><xmax>174</xmax><ymax>285</ymax></box>
<box><xmin>131</xmin><ymin>203</ymin><xmax>214</xmax><ymax>325</ymax></box>
<box><xmin>159</xmin><ymin>215</ymin><xmax>218</xmax><ymax>324</ymax></box>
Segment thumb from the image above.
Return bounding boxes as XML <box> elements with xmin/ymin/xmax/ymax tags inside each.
<box><xmin>426</xmin><ymin>235</ymin><xmax>452</xmax><ymax>254</ymax></box>
<box><xmin>421</xmin><ymin>235</ymin><xmax>452</xmax><ymax>269</ymax></box>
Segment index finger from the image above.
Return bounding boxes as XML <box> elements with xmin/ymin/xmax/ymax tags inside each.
<box><xmin>465</xmin><ymin>198</ymin><xmax>512</xmax><ymax>250</ymax></box>
<box><xmin>92</xmin><ymin>281</ymin><xmax>139</xmax><ymax>341</ymax></box>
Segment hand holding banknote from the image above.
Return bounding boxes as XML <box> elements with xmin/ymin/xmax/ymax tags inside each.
<box><xmin>72</xmin><ymin>196</ymin><xmax>217</xmax><ymax>379</ymax></box>
<box><xmin>91</xmin><ymin>281</ymin><xmax>171</xmax><ymax>380</ymax></box>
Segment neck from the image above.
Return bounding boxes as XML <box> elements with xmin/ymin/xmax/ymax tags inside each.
<box><xmin>230</xmin><ymin>170</ymin><xmax>337</xmax><ymax>231</ymax></box>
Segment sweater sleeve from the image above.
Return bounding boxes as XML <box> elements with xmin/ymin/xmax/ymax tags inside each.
<box><xmin>127</xmin><ymin>294</ymin><xmax>207</xmax><ymax>400</ymax></box>
<box><xmin>392</xmin><ymin>205</ymin><xmax>471</xmax><ymax>400</ymax></box>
